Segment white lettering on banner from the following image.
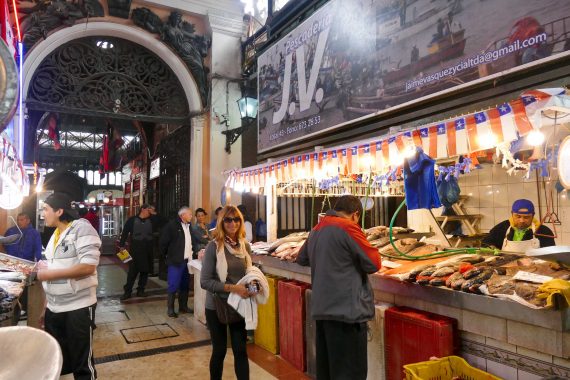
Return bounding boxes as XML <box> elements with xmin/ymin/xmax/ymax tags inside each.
<box><xmin>272</xmin><ymin>24</ymin><xmax>331</xmax><ymax>125</ymax></box>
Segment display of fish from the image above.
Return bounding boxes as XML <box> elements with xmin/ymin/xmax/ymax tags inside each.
<box><xmin>461</xmin><ymin>269</ymin><xmax>494</xmax><ymax>292</ymax></box>
<box><xmin>483</xmin><ymin>274</ymin><xmax>515</xmax><ymax>295</ymax></box>
<box><xmin>268</xmin><ymin>232</ymin><xmax>309</xmax><ymax>251</ymax></box>
<box><xmin>406</xmin><ymin>264</ymin><xmax>435</xmax><ymax>282</ymax></box>
<box><xmin>369</xmin><ymin>237</ymin><xmax>392</xmax><ymax>248</ymax></box>
<box><xmin>407</xmin><ymin>244</ymin><xmax>440</xmax><ymax>257</ymax></box>
<box><xmin>429</xmin><ymin>276</ymin><xmax>451</xmax><ymax>287</ymax></box>
<box><xmin>275</xmin><ymin>241</ymin><xmax>303</xmax><ymax>254</ymax></box>
<box><xmin>514</xmin><ymin>282</ymin><xmax>544</xmax><ymax>307</ymax></box>
<box><xmin>446</xmin><ymin>272</ymin><xmax>463</xmax><ymax>288</ymax></box>
<box><xmin>432</xmin><ymin>266</ymin><xmax>457</xmax><ymax>277</ymax></box>
<box><xmin>462</xmin><ymin>267</ymin><xmax>484</xmax><ymax>280</ymax></box>
<box><xmin>379</xmin><ymin>238</ymin><xmax>423</xmax><ymax>256</ymax></box>
<box><xmin>451</xmin><ymin>277</ymin><xmax>466</xmax><ymax>290</ymax></box>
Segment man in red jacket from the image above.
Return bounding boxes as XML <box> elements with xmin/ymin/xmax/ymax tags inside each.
<box><xmin>297</xmin><ymin>195</ymin><xmax>380</xmax><ymax>380</ymax></box>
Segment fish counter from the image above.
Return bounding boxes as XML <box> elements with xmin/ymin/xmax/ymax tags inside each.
<box><xmin>248</xmin><ymin>228</ymin><xmax>570</xmax><ymax>378</ymax></box>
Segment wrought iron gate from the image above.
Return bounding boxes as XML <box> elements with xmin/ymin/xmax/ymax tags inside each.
<box><xmin>158</xmin><ymin>126</ymin><xmax>190</xmax><ymax>218</ymax></box>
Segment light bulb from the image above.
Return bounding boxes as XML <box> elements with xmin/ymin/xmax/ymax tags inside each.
<box><xmin>478</xmin><ymin>133</ymin><xmax>497</xmax><ymax>149</ymax></box>
<box><xmin>527</xmin><ymin>130</ymin><xmax>545</xmax><ymax>146</ymax></box>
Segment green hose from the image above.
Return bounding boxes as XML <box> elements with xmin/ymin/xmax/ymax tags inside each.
<box><xmin>385</xmin><ymin>199</ymin><xmax>496</xmax><ymax>261</ymax></box>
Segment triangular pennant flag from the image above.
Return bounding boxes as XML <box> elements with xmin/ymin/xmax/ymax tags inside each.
<box><xmin>465</xmin><ymin>115</ymin><xmax>481</xmax><ymax>152</ymax></box>
<box><xmin>494</xmin><ymin>103</ymin><xmax>518</xmax><ymax>143</ymax></box>
<box><xmin>435</xmin><ymin>123</ymin><xmax>447</xmax><ymax>158</ymax></box>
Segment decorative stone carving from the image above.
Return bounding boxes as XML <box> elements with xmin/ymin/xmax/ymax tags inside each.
<box><xmin>107</xmin><ymin>0</ymin><xmax>132</xmax><ymax>19</ymax></box>
<box><xmin>131</xmin><ymin>8</ymin><xmax>211</xmax><ymax>106</ymax></box>
<box><xmin>27</xmin><ymin>36</ymin><xmax>190</xmax><ymax>121</ymax></box>
<box><xmin>18</xmin><ymin>0</ymin><xmax>104</xmax><ymax>51</ymax></box>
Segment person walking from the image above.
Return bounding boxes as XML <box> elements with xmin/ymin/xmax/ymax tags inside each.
<box><xmin>36</xmin><ymin>193</ymin><xmax>101</xmax><ymax>380</ymax></box>
<box><xmin>201</xmin><ymin>205</ymin><xmax>252</xmax><ymax>380</ymax></box>
<box><xmin>119</xmin><ymin>204</ymin><xmax>155</xmax><ymax>300</ymax></box>
<box><xmin>297</xmin><ymin>195</ymin><xmax>381</xmax><ymax>380</ymax></box>
<box><xmin>160</xmin><ymin>206</ymin><xmax>193</xmax><ymax>318</ymax></box>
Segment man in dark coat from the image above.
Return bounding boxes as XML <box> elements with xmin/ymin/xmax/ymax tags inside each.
<box><xmin>119</xmin><ymin>204</ymin><xmax>155</xmax><ymax>300</ymax></box>
<box><xmin>160</xmin><ymin>206</ymin><xmax>194</xmax><ymax>317</ymax></box>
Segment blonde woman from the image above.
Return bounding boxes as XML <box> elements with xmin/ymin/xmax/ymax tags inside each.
<box><xmin>200</xmin><ymin>205</ymin><xmax>252</xmax><ymax>380</ymax></box>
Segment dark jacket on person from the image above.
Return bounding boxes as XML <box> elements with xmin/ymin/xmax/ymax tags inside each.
<box><xmin>482</xmin><ymin>220</ymin><xmax>556</xmax><ymax>250</ymax></box>
<box><xmin>297</xmin><ymin>209</ymin><xmax>381</xmax><ymax>323</ymax></box>
<box><xmin>191</xmin><ymin>223</ymin><xmax>210</xmax><ymax>254</ymax></box>
<box><xmin>159</xmin><ymin>217</ymin><xmax>193</xmax><ymax>265</ymax></box>
<box><xmin>119</xmin><ymin>216</ymin><xmax>154</xmax><ymax>246</ymax></box>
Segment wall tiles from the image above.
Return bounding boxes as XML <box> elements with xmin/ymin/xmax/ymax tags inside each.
<box><xmin>478</xmin><ymin>167</ymin><xmax>493</xmax><ymax>186</ymax></box>
<box><xmin>486</xmin><ymin>360</ymin><xmax>517</xmax><ymax>380</ymax></box>
<box><xmin>494</xmin><ymin>208</ymin><xmax>510</xmax><ymax>226</ymax></box>
<box><xmin>493</xmin><ymin>184</ymin><xmax>509</xmax><ymax>208</ymax></box>
<box><xmin>462</xmin><ymin>186</ymin><xmax>479</xmax><ymax>208</ymax></box>
<box><xmin>480</xmin><ymin>186</ymin><xmax>495</xmax><ymax>208</ymax></box>
<box><xmin>492</xmin><ymin>164</ymin><xmax>509</xmax><ymax>184</ymax></box>
<box><xmin>522</xmin><ymin>182</ymin><xmax>540</xmax><ymax>206</ymax></box>
<box><xmin>507</xmin><ymin>183</ymin><xmax>527</xmax><ymax>205</ymax></box>
<box><xmin>480</xmin><ymin>208</ymin><xmax>496</xmax><ymax>231</ymax></box>
<box><xmin>465</xmin><ymin>171</ymin><xmax>479</xmax><ymax>186</ymax></box>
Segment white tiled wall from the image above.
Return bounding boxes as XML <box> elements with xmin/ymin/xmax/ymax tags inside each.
<box><xmin>457</xmin><ymin>163</ymin><xmax>570</xmax><ymax>246</ymax></box>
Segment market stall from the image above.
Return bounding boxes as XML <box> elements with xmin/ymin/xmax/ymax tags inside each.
<box><xmin>0</xmin><ymin>253</ymin><xmax>35</xmax><ymax>327</ymax></box>
<box><xmin>218</xmin><ymin>88</ymin><xmax>570</xmax><ymax>378</ymax></box>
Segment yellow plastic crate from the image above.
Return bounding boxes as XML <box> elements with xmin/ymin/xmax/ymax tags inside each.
<box><xmin>404</xmin><ymin>356</ymin><xmax>500</xmax><ymax>380</ymax></box>
<box><xmin>254</xmin><ymin>275</ymin><xmax>282</xmax><ymax>354</ymax></box>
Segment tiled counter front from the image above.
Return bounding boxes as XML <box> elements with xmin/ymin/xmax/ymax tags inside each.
<box><xmin>251</xmin><ymin>255</ymin><xmax>570</xmax><ymax>380</ymax></box>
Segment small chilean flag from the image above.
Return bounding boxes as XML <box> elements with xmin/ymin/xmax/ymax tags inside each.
<box><xmin>321</xmin><ymin>151</ymin><xmax>328</xmax><ymax>175</ymax></box>
<box><xmin>276</xmin><ymin>162</ymin><xmax>282</xmax><ymax>182</ymax></box>
<box><xmin>340</xmin><ymin>148</ymin><xmax>348</xmax><ymax>175</ymax></box>
<box><xmin>489</xmin><ymin>103</ymin><xmax>518</xmax><ymax>143</ymax></box>
<box><xmin>521</xmin><ymin>88</ymin><xmax>565</xmax><ymax>117</ymax></box>
<box><xmin>465</xmin><ymin>115</ymin><xmax>482</xmax><ymax>152</ymax></box>
<box><xmin>269</xmin><ymin>165</ymin><xmax>275</xmax><ymax>181</ymax></box>
<box><xmin>420</xmin><ymin>128</ymin><xmax>430</xmax><ymax>154</ymax></box>
<box><xmin>288</xmin><ymin>157</ymin><xmax>295</xmax><ymax>180</ymax></box>
<box><xmin>453</xmin><ymin>118</ymin><xmax>469</xmax><ymax>155</ymax></box>
<box><xmin>387</xmin><ymin>137</ymin><xmax>400</xmax><ymax>165</ymax></box>
<box><xmin>375</xmin><ymin>141</ymin><xmax>385</xmax><ymax>172</ymax></box>
<box><xmin>296</xmin><ymin>155</ymin><xmax>303</xmax><ymax>177</ymax></box>
<box><xmin>474</xmin><ymin>111</ymin><xmax>495</xmax><ymax>149</ymax></box>
<box><xmin>349</xmin><ymin>146</ymin><xmax>359</xmax><ymax>174</ymax></box>
<box><xmin>435</xmin><ymin>123</ymin><xmax>447</xmax><ymax>158</ymax></box>
<box><xmin>510</xmin><ymin>98</ymin><xmax>533</xmax><ymax>136</ymax></box>
<box><xmin>303</xmin><ymin>154</ymin><xmax>311</xmax><ymax>177</ymax></box>
<box><xmin>330</xmin><ymin>150</ymin><xmax>339</xmax><ymax>176</ymax></box>
<box><xmin>369</xmin><ymin>143</ymin><xmax>377</xmax><ymax>171</ymax></box>
<box><xmin>359</xmin><ymin>144</ymin><xmax>371</xmax><ymax>172</ymax></box>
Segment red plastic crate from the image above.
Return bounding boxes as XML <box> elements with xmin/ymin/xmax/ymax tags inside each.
<box><xmin>384</xmin><ymin>306</ymin><xmax>458</xmax><ymax>380</ymax></box>
<box><xmin>278</xmin><ymin>280</ymin><xmax>311</xmax><ymax>372</ymax></box>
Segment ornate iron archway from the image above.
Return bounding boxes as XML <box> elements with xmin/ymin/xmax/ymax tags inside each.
<box><xmin>26</xmin><ymin>36</ymin><xmax>190</xmax><ymax>123</ymax></box>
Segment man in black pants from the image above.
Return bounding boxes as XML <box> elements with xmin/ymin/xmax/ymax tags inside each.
<box><xmin>119</xmin><ymin>204</ymin><xmax>155</xmax><ymax>300</ymax></box>
<box><xmin>36</xmin><ymin>193</ymin><xmax>101</xmax><ymax>379</ymax></box>
<box><xmin>297</xmin><ymin>195</ymin><xmax>381</xmax><ymax>380</ymax></box>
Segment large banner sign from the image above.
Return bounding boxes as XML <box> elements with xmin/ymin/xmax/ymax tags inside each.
<box><xmin>258</xmin><ymin>0</ymin><xmax>570</xmax><ymax>152</ymax></box>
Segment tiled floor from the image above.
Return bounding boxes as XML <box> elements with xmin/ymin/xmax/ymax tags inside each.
<box><xmin>56</xmin><ymin>255</ymin><xmax>310</xmax><ymax>379</ymax></box>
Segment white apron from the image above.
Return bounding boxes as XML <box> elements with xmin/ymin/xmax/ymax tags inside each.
<box><xmin>502</xmin><ymin>225</ymin><xmax>540</xmax><ymax>254</ymax></box>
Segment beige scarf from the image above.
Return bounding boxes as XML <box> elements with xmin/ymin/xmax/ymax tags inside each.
<box><xmin>215</xmin><ymin>238</ymin><xmax>251</xmax><ymax>283</ymax></box>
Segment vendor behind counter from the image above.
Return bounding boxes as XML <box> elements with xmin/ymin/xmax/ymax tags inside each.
<box><xmin>482</xmin><ymin>199</ymin><xmax>555</xmax><ymax>253</ymax></box>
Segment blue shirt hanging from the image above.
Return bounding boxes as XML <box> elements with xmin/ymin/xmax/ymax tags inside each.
<box><xmin>404</xmin><ymin>148</ymin><xmax>442</xmax><ymax>210</ymax></box>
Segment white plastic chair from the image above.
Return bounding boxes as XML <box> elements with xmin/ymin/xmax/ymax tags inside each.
<box><xmin>0</xmin><ymin>326</ymin><xmax>63</xmax><ymax>380</ymax></box>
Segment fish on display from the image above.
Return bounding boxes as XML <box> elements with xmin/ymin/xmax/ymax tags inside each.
<box><xmin>432</xmin><ymin>266</ymin><xmax>457</xmax><ymax>277</ymax></box>
<box><xmin>408</xmin><ymin>264</ymin><xmax>435</xmax><ymax>282</ymax></box>
<box><xmin>461</xmin><ymin>269</ymin><xmax>494</xmax><ymax>293</ymax></box>
<box><xmin>446</xmin><ymin>272</ymin><xmax>463</xmax><ymax>288</ymax></box>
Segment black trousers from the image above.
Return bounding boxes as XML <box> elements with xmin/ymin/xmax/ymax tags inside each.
<box><xmin>124</xmin><ymin>262</ymin><xmax>148</xmax><ymax>294</ymax></box>
<box><xmin>45</xmin><ymin>304</ymin><xmax>97</xmax><ymax>380</ymax></box>
<box><xmin>316</xmin><ymin>320</ymin><xmax>368</xmax><ymax>380</ymax></box>
<box><xmin>205</xmin><ymin>308</ymin><xmax>249</xmax><ymax>380</ymax></box>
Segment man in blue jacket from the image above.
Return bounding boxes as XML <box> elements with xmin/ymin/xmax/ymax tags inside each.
<box><xmin>4</xmin><ymin>213</ymin><xmax>42</xmax><ymax>262</ymax></box>
<box><xmin>297</xmin><ymin>195</ymin><xmax>381</xmax><ymax>380</ymax></box>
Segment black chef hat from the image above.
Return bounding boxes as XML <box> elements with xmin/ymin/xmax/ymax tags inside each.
<box><xmin>44</xmin><ymin>193</ymin><xmax>78</xmax><ymax>221</ymax></box>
